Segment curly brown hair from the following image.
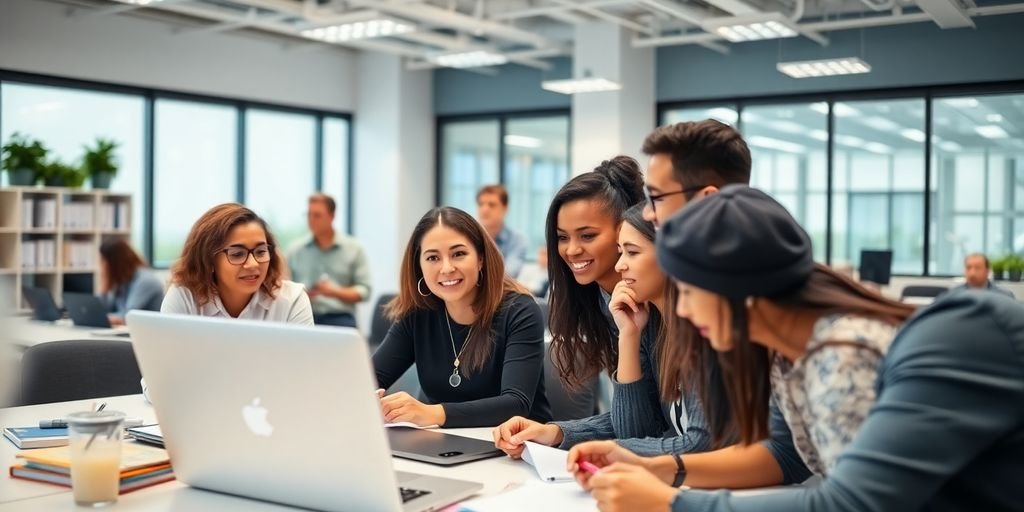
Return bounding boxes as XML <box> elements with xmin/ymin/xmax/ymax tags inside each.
<box><xmin>170</xmin><ymin>203</ymin><xmax>283</xmax><ymax>306</ymax></box>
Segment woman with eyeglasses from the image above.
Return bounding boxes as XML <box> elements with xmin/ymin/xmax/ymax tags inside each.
<box><xmin>160</xmin><ymin>203</ymin><xmax>312</xmax><ymax>324</ymax></box>
<box><xmin>371</xmin><ymin>207</ymin><xmax>550</xmax><ymax>428</ymax></box>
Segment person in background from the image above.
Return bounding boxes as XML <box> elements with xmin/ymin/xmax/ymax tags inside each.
<box><xmin>98</xmin><ymin>238</ymin><xmax>164</xmax><ymax>326</ymax></box>
<box><xmin>517</xmin><ymin>247</ymin><xmax>550</xmax><ymax>298</ymax></box>
<box><xmin>288</xmin><ymin>193</ymin><xmax>372</xmax><ymax>328</ymax></box>
<box><xmin>957</xmin><ymin>252</ymin><xmax>1014</xmax><ymax>298</ymax></box>
<box><xmin>477</xmin><ymin>184</ymin><xmax>527</xmax><ymax>278</ymax></box>
<box><xmin>371</xmin><ymin>207</ymin><xmax>550</xmax><ymax>428</ymax></box>
<box><xmin>568</xmin><ymin>185</ymin><xmax>1024</xmax><ymax>512</ymax></box>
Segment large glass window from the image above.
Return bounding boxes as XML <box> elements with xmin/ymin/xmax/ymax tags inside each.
<box><xmin>153</xmin><ymin>98</ymin><xmax>238</xmax><ymax>267</ymax></box>
<box><xmin>1</xmin><ymin>82</ymin><xmax>146</xmax><ymax>249</ymax></box>
<box><xmin>321</xmin><ymin>117</ymin><xmax>351</xmax><ymax>231</ymax></box>
<box><xmin>504</xmin><ymin>116</ymin><xmax>570</xmax><ymax>258</ymax></box>
<box><xmin>832</xmin><ymin>99</ymin><xmax>926</xmax><ymax>274</ymax></box>
<box><xmin>931</xmin><ymin>93</ymin><xmax>1024</xmax><ymax>274</ymax></box>
<box><xmin>741</xmin><ymin>103</ymin><xmax>827</xmax><ymax>262</ymax></box>
<box><xmin>244</xmin><ymin>109</ymin><xmax>317</xmax><ymax>250</ymax></box>
<box><xmin>440</xmin><ymin>120</ymin><xmax>500</xmax><ymax>214</ymax></box>
<box><xmin>663</xmin><ymin>105</ymin><xmax>738</xmax><ymax>126</ymax></box>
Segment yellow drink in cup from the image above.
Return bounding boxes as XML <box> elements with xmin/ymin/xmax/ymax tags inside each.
<box><xmin>66</xmin><ymin>411</ymin><xmax>125</xmax><ymax>507</ymax></box>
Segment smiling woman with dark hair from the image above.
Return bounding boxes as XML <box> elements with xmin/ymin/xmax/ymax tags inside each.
<box><xmin>371</xmin><ymin>206</ymin><xmax>550</xmax><ymax>428</ymax></box>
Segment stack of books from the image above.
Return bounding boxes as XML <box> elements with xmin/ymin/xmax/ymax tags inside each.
<box><xmin>9</xmin><ymin>441</ymin><xmax>175</xmax><ymax>494</ymax></box>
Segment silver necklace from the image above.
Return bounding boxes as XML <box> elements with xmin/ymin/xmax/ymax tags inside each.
<box><xmin>444</xmin><ymin>307</ymin><xmax>472</xmax><ymax>388</ymax></box>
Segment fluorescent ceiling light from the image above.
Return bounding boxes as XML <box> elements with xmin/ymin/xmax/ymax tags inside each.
<box><xmin>942</xmin><ymin>98</ymin><xmax>979</xmax><ymax>108</ymax></box>
<box><xmin>975</xmin><ymin>125</ymin><xmax>1009</xmax><ymax>139</ymax></box>
<box><xmin>430</xmin><ymin>51</ymin><xmax>508</xmax><ymax>69</ymax></box>
<box><xmin>834</xmin><ymin>134</ymin><xmax>865</xmax><ymax>147</ymax></box>
<box><xmin>762</xmin><ymin>120</ymin><xmax>805</xmax><ymax>135</ymax></box>
<box><xmin>810</xmin><ymin>103</ymin><xmax>860</xmax><ymax>117</ymax></box>
<box><xmin>503</xmin><ymin>135</ymin><xmax>543</xmax><ymax>148</ymax></box>
<box><xmin>707</xmin><ymin>108</ymin><xmax>739</xmax><ymax>124</ymax></box>
<box><xmin>861</xmin><ymin>117</ymin><xmax>901</xmax><ymax>132</ymax></box>
<box><xmin>900</xmin><ymin>129</ymin><xmax>927</xmax><ymax>142</ymax></box>
<box><xmin>808</xmin><ymin>130</ymin><xmax>829</xmax><ymax>141</ymax></box>
<box><xmin>863</xmin><ymin>142</ymin><xmax>892</xmax><ymax>154</ymax></box>
<box><xmin>748</xmin><ymin>135</ymin><xmax>806</xmax><ymax>154</ymax></box>
<box><xmin>777</xmin><ymin>57</ymin><xmax>871</xmax><ymax>79</ymax></box>
<box><xmin>541</xmin><ymin>77</ymin><xmax>621</xmax><ymax>95</ymax></box>
<box><xmin>986</xmin><ymin>114</ymin><xmax>1004</xmax><ymax>123</ymax></box>
<box><xmin>301</xmin><ymin>18</ymin><xmax>414</xmax><ymax>43</ymax></box>
<box><xmin>703</xmin><ymin>13</ymin><xmax>799</xmax><ymax>42</ymax></box>
<box><xmin>938</xmin><ymin>141</ymin><xmax>963</xmax><ymax>152</ymax></box>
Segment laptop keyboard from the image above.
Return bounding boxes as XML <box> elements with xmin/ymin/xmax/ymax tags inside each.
<box><xmin>399</xmin><ymin>487</ymin><xmax>431</xmax><ymax>503</ymax></box>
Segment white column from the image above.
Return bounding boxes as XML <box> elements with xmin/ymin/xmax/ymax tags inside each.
<box><xmin>571</xmin><ymin>22</ymin><xmax>655</xmax><ymax>175</ymax></box>
<box><xmin>353</xmin><ymin>53</ymin><xmax>434</xmax><ymax>330</ymax></box>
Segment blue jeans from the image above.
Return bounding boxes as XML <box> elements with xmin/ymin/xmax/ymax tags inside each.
<box><xmin>313</xmin><ymin>312</ymin><xmax>357</xmax><ymax>328</ymax></box>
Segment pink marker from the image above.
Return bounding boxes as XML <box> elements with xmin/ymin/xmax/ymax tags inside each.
<box><xmin>579</xmin><ymin>461</ymin><xmax>601</xmax><ymax>475</ymax></box>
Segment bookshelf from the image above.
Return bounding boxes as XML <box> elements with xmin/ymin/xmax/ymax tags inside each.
<box><xmin>0</xmin><ymin>186</ymin><xmax>132</xmax><ymax>314</ymax></box>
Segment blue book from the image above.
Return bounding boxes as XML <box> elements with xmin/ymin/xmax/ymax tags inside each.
<box><xmin>3</xmin><ymin>426</ymin><xmax>69</xmax><ymax>449</ymax></box>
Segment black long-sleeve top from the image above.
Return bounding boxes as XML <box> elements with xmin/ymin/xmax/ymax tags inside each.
<box><xmin>372</xmin><ymin>293</ymin><xmax>551</xmax><ymax>428</ymax></box>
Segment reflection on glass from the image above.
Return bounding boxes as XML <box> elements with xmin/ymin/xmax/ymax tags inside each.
<box><xmin>741</xmin><ymin>103</ymin><xmax>827</xmax><ymax>262</ymax></box>
<box><xmin>153</xmin><ymin>99</ymin><xmax>237</xmax><ymax>267</ymax></box>
<box><xmin>663</xmin><ymin>106</ymin><xmax>738</xmax><ymax>126</ymax></box>
<box><xmin>441</xmin><ymin>121</ymin><xmax>500</xmax><ymax>213</ymax></box>
<box><xmin>245</xmin><ymin>109</ymin><xmax>316</xmax><ymax>250</ymax></box>
<box><xmin>931</xmin><ymin>93</ymin><xmax>1024</xmax><ymax>274</ymax></box>
<box><xmin>1</xmin><ymin>82</ymin><xmax>146</xmax><ymax>249</ymax></box>
<box><xmin>831</xmin><ymin>99</ymin><xmax>926</xmax><ymax>275</ymax></box>
<box><xmin>322</xmin><ymin>117</ymin><xmax>350</xmax><ymax>231</ymax></box>
<box><xmin>504</xmin><ymin>117</ymin><xmax>570</xmax><ymax>257</ymax></box>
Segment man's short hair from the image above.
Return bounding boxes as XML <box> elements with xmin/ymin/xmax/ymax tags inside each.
<box><xmin>476</xmin><ymin>184</ymin><xmax>508</xmax><ymax>207</ymax></box>
<box><xmin>964</xmin><ymin>252</ymin><xmax>990</xmax><ymax>269</ymax></box>
<box><xmin>642</xmin><ymin>119</ymin><xmax>752</xmax><ymax>188</ymax></box>
<box><xmin>309</xmin><ymin>192</ymin><xmax>336</xmax><ymax>215</ymax></box>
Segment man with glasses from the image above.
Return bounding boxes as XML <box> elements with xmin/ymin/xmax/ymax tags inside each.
<box><xmin>641</xmin><ymin>119</ymin><xmax>752</xmax><ymax>227</ymax></box>
<box><xmin>288</xmin><ymin>193</ymin><xmax>372</xmax><ymax>328</ymax></box>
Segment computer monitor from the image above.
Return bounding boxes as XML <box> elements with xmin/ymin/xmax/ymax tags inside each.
<box><xmin>859</xmin><ymin>250</ymin><xmax>893</xmax><ymax>285</ymax></box>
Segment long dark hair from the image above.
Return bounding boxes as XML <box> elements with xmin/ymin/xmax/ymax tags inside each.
<box><xmin>100</xmin><ymin>238</ymin><xmax>146</xmax><ymax>291</ymax></box>
<box><xmin>386</xmin><ymin>207</ymin><xmax>530</xmax><ymax>376</ymax></box>
<box><xmin>547</xmin><ymin>156</ymin><xmax>645</xmax><ymax>390</ymax></box>
<box><xmin>713</xmin><ymin>263</ymin><xmax>917</xmax><ymax>445</ymax></box>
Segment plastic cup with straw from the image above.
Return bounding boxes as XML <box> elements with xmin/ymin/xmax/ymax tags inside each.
<box><xmin>66</xmin><ymin>407</ymin><xmax>125</xmax><ymax>507</ymax></box>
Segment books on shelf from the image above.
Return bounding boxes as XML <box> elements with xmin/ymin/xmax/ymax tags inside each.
<box><xmin>63</xmin><ymin>240</ymin><xmax>95</xmax><ymax>270</ymax></box>
<box><xmin>3</xmin><ymin>427</ymin><xmax>69</xmax><ymax>449</ymax></box>
<box><xmin>8</xmin><ymin>441</ymin><xmax>175</xmax><ymax>495</ymax></box>
<box><xmin>21</xmin><ymin>240</ymin><xmax>57</xmax><ymax>270</ymax></box>
<box><xmin>62</xmin><ymin>202</ymin><xmax>95</xmax><ymax>230</ymax></box>
<box><xmin>33</xmin><ymin>199</ymin><xmax>57</xmax><ymax>229</ymax></box>
<box><xmin>21</xmin><ymin>199</ymin><xmax>34</xmax><ymax>229</ymax></box>
<box><xmin>99</xmin><ymin>202</ymin><xmax>129</xmax><ymax>230</ymax></box>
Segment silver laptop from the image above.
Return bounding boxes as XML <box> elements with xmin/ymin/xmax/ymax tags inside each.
<box><xmin>126</xmin><ymin>311</ymin><xmax>483</xmax><ymax>512</ymax></box>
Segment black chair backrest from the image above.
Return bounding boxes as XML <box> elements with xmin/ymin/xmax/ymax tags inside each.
<box><xmin>369</xmin><ymin>293</ymin><xmax>398</xmax><ymax>349</ymax></box>
<box><xmin>543</xmin><ymin>346</ymin><xmax>599</xmax><ymax>421</ymax></box>
<box><xmin>20</xmin><ymin>340</ymin><xmax>142</xmax><ymax>406</ymax></box>
<box><xmin>900</xmin><ymin>285</ymin><xmax>949</xmax><ymax>300</ymax></box>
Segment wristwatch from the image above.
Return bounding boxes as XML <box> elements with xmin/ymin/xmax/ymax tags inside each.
<box><xmin>671</xmin><ymin>452</ymin><xmax>687</xmax><ymax>487</ymax></box>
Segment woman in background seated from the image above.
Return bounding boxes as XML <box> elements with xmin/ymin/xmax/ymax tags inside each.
<box><xmin>160</xmin><ymin>203</ymin><xmax>312</xmax><ymax>324</ymax></box>
<box><xmin>99</xmin><ymin>238</ymin><xmax>164</xmax><ymax>326</ymax></box>
<box><xmin>372</xmin><ymin>206</ymin><xmax>550</xmax><ymax>428</ymax></box>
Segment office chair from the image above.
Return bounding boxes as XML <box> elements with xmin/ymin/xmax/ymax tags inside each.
<box><xmin>544</xmin><ymin>347</ymin><xmax>599</xmax><ymax>421</ymax></box>
<box><xmin>368</xmin><ymin>293</ymin><xmax>397</xmax><ymax>349</ymax></box>
<box><xmin>900</xmin><ymin>285</ymin><xmax>949</xmax><ymax>301</ymax></box>
<box><xmin>20</xmin><ymin>340</ymin><xmax>142</xmax><ymax>406</ymax></box>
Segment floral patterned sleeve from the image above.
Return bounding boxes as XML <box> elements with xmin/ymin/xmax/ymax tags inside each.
<box><xmin>800</xmin><ymin>343</ymin><xmax>885</xmax><ymax>473</ymax></box>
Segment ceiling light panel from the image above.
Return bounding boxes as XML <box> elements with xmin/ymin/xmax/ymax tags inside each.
<box><xmin>430</xmin><ymin>51</ymin><xmax>508</xmax><ymax>69</ymax></box>
<box><xmin>302</xmin><ymin>18</ymin><xmax>414</xmax><ymax>43</ymax></box>
<box><xmin>541</xmin><ymin>77</ymin><xmax>622</xmax><ymax>95</ymax></box>
<box><xmin>777</xmin><ymin>57</ymin><xmax>871</xmax><ymax>79</ymax></box>
<box><xmin>703</xmin><ymin>13</ymin><xmax>799</xmax><ymax>42</ymax></box>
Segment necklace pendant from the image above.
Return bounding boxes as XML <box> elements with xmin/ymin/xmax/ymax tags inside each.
<box><xmin>449</xmin><ymin>370</ymin><xmax>462</xmax><ymax>388</ymax></box>
<box><xmin>453</xmin><ymin>358</ymin><xmax>460</xmax><ymax>368</ymax></box>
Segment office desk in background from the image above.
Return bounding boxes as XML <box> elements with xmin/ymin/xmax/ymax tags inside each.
<box><xmin>6</xmin><ymin>316</ymin><xmax>129</xmax><ymax>349</ymax></box>
<box><xmin>0</xmin><ymin>394</ymin><xmax>551</xmax><ymax>511</ymax></box>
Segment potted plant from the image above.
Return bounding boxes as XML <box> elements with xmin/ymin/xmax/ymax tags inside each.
<box><xmin>40</xmin><ymin>160</ymin><xmax>86</xmax><ymax>188</ymax></box>
<box><xmin>991</xmin><ymin>255</ymin><xmax>1007</xmax><ymax>281</ymax></box>
<box><xmin>1</xmin><ymin>133</ymin><xmax>48</xmax><ymax>186</ymax></box>
<box><xmin>1008</xmin><ymin>255</ymin><xmax>1024</xmax><ymax>282</ymax></box>
<box><xmin>82</xmin><ymin>138</ymin><xmax>119</xmax><ymax>189</ymax></box>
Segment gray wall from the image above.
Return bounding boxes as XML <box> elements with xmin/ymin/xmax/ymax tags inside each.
<box><xmin>433</xmin><ymin>14</ymin><xmax>1024</xmax><ymax>114</ymax></box>
<box><xmin>433</xmin><ymin>57</ymin><xmax>571</xmax><ymax>115</ymax></box>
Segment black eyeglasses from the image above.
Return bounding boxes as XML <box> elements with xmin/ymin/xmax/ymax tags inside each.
<box><xmin>645</xmin><ymin>185</ymin><xmax>709</xmax><ymax>216</ymax></box>
<box><xmin>217</xmin><ymin>244</ymin><xmax>273</xmax><ymax>266</ymax></box>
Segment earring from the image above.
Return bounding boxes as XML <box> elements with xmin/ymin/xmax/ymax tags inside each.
<box><xmin>417</xmin><ymin>278</ymin><xmax>431</xmax><ymax>297</ymax></box>
<box><xmin>745</xmin><ymin>296</ymin><xmax>755</xmax><ymax>308</ymax></box>
<box><xmin>477</xmin><ymin>269</ymin><xmax>483</xmax><ymax>287</ymax></box>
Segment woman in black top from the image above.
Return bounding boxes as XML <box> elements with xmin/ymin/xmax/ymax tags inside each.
<box><xmin>372</xmin><ymin>206</ymin><xmax>551</xmax><ymax>428</ymax></box>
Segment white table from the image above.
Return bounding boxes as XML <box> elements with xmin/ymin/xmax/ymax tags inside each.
<box><xmin>5</xmin><ymin>317</ymin><xmax>130</xmax><ymax>349</ymax></box>
<box><xmin>0</xmin><ymin>394</ymin><xmax>548</xmax><ymax>511</ymax></box>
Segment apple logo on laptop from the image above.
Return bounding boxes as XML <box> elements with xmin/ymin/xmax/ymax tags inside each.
<box><xmin>242</xmin><ymin>397</ymin><xmax>273</xmax><ymax>437</ymax></box>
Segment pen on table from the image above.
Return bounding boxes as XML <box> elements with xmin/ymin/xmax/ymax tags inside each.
<box><xmin>39</xmin><ymin>418</ymin><xmax>145</xmax><ymax>429</ymax></box>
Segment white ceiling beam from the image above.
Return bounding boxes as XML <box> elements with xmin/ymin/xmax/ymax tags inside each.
<box><xmin>70</xmin><ymin>0</ymin><xmax>188</xmax><ymax>19</ymax></box>
<box><xmin>701</xmin><ymin>0</ymin><xmax>761</xmax><ymax>16</ymax></box>
<box><xmin>549</xmin><ymin>0</ymin><xmax>655</xmax><ymax>35</ymax></box>
<box><xmin>174</xmin><ymin>9</ymin><xmax>290</xmax><ymax>36</ymax></box>
<box><xmin>489</xmin><ymin>0</ymin><xmax>633</xmax><ymax>21</ymax></box>
<box><xmin>405</xmin><ymin>46</ymin><xmax>569</xmax><ymax>71</ymax></box>
<box><xmin>635</xmin><ymin>0</ymin><xmax>713</xmax><ymax>26</ymax></box>
<box><xmin>914</xmin><ymin>0</ymin><xmax>975</xmax><ymax>28</ymax></box>
<box><xmin>395</xmin><ymin>31</ymin><xmax>555</xmax><ymax>70</ymax></box>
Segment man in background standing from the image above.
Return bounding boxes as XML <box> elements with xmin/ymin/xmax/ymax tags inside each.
<box><xmin>957</xmin><ymin>253</ymin><xmax>1014</xmax><ymax>298</ymax></box>
<box><xmin>477</xmin><ymin>184</ymin><xmax>527</xmax><ymax>278</ymax></box>
<box><xmin>288</xmin><ymin>193</ymin><xmax>372</xmax><ymax>327</ymax></box>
